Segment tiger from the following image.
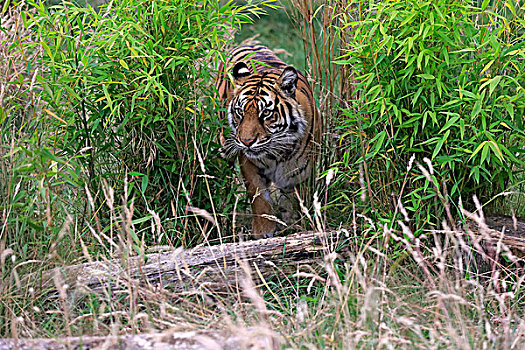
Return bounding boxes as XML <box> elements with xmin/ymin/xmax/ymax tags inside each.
<box><xmin>215</xmin><ymin>45</ymin><xmax>321</xmax><ymax>238</ymax></box>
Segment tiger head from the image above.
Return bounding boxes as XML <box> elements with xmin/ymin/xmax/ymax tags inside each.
<box><xmin>224</xmin><ymin>62</ymin><xmax>308</xmax><ymax>160</ymax></box>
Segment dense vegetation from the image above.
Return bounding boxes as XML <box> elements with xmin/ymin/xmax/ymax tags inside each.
<box><xmin>1</xmin><ymin>0</ymin><xmax>524</xmax><ymax>347</ymax></box>
<box><xmin>337</xmin><ymin>0</ymin><xmax>525</xmax><ymax>229</ymax></box>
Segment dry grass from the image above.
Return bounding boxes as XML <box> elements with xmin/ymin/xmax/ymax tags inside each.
<box><xmin>3</xmin><ymin>180</ymin><xmax>525</xmax><ymax>348</ymax></box>
<box><xmin>0</xmin><ymin>3</ymin><xmax>39</xmax><ymax>116</ymax></box>
<box><xmin>1</xmin><ymin>1</ymin><xmax>524</xmax><ymax>349</ymax></box>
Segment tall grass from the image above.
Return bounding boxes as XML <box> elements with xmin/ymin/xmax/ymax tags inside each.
<box><xmin>286</xmin><ymin>0</ymin><xmax>524</xmax><ymax>231</ymax></box>
<box><xmin>0</xmin><ymin>0</ymin><xmax>274</xmax><ymax>336</ymax></box>
<box><xmin>4</xmin><ymin>178</ymin><xmax>525</xmax><ymax>348</ymax></box>
<box><xmin>0</xmin><ymin>0</ymin><xmax>524</xmax><ymax>346</ymax></box>
<box><xmin>339</xmin><ymin>0</ymin><xmax>524</xmax><ymax>225</ymax></box>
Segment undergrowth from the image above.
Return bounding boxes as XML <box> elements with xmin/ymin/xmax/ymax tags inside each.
<box><xmin>0</xmin><ymin>0</ymin><xmax>524</xmax><ymax>348</ymax></box>
<box><xmin>334</xmin><ymin>0</ymin><xmax>525</xmax><ymax>230</ymax></box>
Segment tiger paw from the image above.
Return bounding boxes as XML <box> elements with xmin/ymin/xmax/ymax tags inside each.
<box><xmin>252</xmin><ymin>216</ymin><xmax>276</xmax><ymax>240</ymax></box>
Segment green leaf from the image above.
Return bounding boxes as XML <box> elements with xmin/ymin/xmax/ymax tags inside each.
<box><xmin>480</xmin><ymin>59</ymin><xmax>494</xmax><ymax>75</ymax></box>
<box><xmin>417</xmin><ymin>74</ymin><xmax>435</xmax><ymax>80</ymax></box>
<box><xmin>481</xmin><ymin>142</ymin><xmax>489</xmax><ymax>165</ymax></box>
<box><xmin>432</xmin><ymin>130</ymin><xmax>449</xmax><ymax>159</ymax></box>
<box><xmin>417</xmin><ymin>51</ymin><xmax>425</xmax><ymax>70</ymax></box>
<box><xmin>471</xmin><ymin>100</ymin><xmax>482</xmax><ymax>119</ymax></box>
<box><xmin>102</xmin><ymin>84</ymin><xmax>113</xmax><ymax>111</ymax></box>
<box><xmin>486</xmin><ymin>141</ymin><xmax>504</xmax><ymax>163</ymax></box>
<box><xmin>504</xmin><ymin>103</ymin><xmax>514</xmax><ymax>119</ymax></box>
<box><xmin>41</xmin><ymin>42</ymin><xmax>53</xmax><ymax>61</ymax></box>
<box><xmin>412</xmin><ymin>87</ymin><xmax>424</xmax><ymax>105</ymax></box>
<box><xmin>131</xmin><ymin>215</ymin><xmax>152</xmax><ymax>225</ymax></box>
<box><xmin>119</xmin><ymin>59</ymin><xmax>129</xmax><ymax>70</ymax></box>
<box><xmin>2</xmin><ymin>0</ymin><xmax>11</xmax><ymax>14</ymax></box>
<box><xmin>472</xmin><ymin>167</ymin><xmax>480</xmax><ymax>183</ymax></box>
<box><xmin>458</xmin><ymin>90</ymin><xmax>477</xmax><ymax>100</ymax></box>
<box><xmin>469</xmin><ymin>141</ymin><xmax>488</xmax><ymax>161</ymax></box>
<box><xmin>505</xmin><ymin>0</ymin><xmax>516</xmax><ymax>15</ymax></box>
<box><xmin>371</xmin><ymin>131</ymin><xmax>387</xmax><ymax>156</ymax></box>
<box><xmin>141</xmin><ymin>175</ymin><xmax>149</xmax><ymax>193</ymax></box>
<box><xmin>439</xmin><ymin>116</ymin><xmax>459</xmax><ymax>133</ymax></box>
<box><xmin>442</xmin><ymin>49</ymin><xmax>449</xmax><ymax>66</ymax></box>
<box><xmin>489</xmin><ymin>75</ymin><xmax>502</xmax><ymax>96</ymax></box>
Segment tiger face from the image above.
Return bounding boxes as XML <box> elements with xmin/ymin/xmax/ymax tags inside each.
<box><xmin>223</xmin><ymin>62</ymin><xmax>307</xmax><ymax>161</ymax></box>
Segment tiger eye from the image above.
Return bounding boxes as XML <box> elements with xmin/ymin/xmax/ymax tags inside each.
<box><xmin>262</xmin><ymin>109</ymin><xmax>272</xmax><ymax>118</ymax></box>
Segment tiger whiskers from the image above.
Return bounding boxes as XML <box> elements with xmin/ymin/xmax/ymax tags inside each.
<box><xmin>222</xmin><ymin>136</ymin><xmax>241</xmax><ymax>159</ymax></box>
<box><xmin>222</xmin><ymin>133</ymin><xmax>301</xmax><ymax>161</ymax></box>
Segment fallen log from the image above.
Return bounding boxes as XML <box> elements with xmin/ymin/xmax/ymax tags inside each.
<box><xmin>462</xmin><ymin>213</ymin><xmax>525</xmax><ymax>253</ymax></box>
<box><xmin>26</xmin><ymin>215</ymin><xmax>525</xmax><ymax>297</ymax></box>
<box><xmin>0</xmin><ymin>328</ymin><xmax>279</xmax><ymax>350</ymax></box>
<box><xmin>29</xmin><ymin>230</ymin><xmax>346</xmax><ymax>297</ymax></box>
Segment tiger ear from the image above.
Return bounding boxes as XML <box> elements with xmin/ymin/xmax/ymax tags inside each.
<box><xmin>279</xmin><ymin>66</ymin><xmax>298</xmax><ymax>98</ymax></box>
<box><xmin>232</xmin><ymin>62</ymin><xmax>251</xmax><ymax>85</ymax></box>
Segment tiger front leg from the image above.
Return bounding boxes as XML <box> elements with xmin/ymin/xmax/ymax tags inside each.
<box><xmin>239</xmin><ymin>155</ymin><xmax>276</xmax><ymax>239</ymax></box>
<box><xmin>278</xmin><ymin>190</ymin><xmax>300</xmax><ymax>226</ymax></box>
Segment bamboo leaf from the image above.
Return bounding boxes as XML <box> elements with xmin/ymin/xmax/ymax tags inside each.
<box><xmin>471</xmin><ymin>100</ymin><xmax>482</xmax><ymax>119</ymax></box>
<box><xmin>1</xmin><ymin>0</ymin><xmax>10</xmax><ymax>14</ymax></box>
<box><xmin>469</xmin><ymin>141</ymin><xmax>488</xmax><ymax>161</ymax></box>
<box><xmin>432</xmin><ymin>130</ymin><xmax>449</xmax><ymax>159</ymax></box>
<box><xmin>439</xmin><ymin>116</ymin><xmax>459</xmax><ymax>133</ymax></box>
<box><xmin>488</xmin><ymin>75</ymin><xmax>502</xmax><ymax>96</ymax></box>
<box><xmin>480</xmin><ymin>59</ymin><xmax>494</xmax><ymax>75</ymax></box>
<box><xmin>417</xmin><ymin>73</ymin><xmax>435</xmax><ymax>80</ymax></box>
<box><xmin>487</xmin><ymin>141</ymin><xmax>504</xmax><ymax>163</ymax></box>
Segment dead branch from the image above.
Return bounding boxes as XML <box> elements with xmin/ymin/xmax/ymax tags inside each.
<box><xmin>0</xmin><ymin>328</ymin><xmax>278</xmax><ymax>350</ymax></box>
<box><xmin>25</xmin><ymin>215</ymin><xmax>525</xmax><ymax>298</ymax></box>
<box><xmin>29</xmin><ymin>230</ymin><xmax>345</xmax><ymax>297</ymax></box>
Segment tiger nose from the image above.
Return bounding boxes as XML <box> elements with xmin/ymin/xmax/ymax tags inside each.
<box><xmin>240</xmin><ymin>137</ymin><xmax>256</xmax><ymax>147</ymax></box>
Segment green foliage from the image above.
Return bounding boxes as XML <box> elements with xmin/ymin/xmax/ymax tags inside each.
<box><xmin>0</xmin><ymin>3</ymin><xmax>69</xmax><ymax>262</ymax></box>
<box><xmin>23</xmin><ymin>0</ymin><xmax>272</xmax><ymax>245</ymax></box>
<box><xmin>337</xmin><ymin>0</ymin><xmax>525</xmax><ymax>224</ymax></box>
<box><xmin>0</xmin><ymin>0</ymin><xmax>274</xmax><ymax>336</ymax></box>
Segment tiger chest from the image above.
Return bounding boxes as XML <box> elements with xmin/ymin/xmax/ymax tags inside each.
<box><xmin>253</xmin><ymin>155</ymin><xmax>310</xmax><ymax>192</ymax></box>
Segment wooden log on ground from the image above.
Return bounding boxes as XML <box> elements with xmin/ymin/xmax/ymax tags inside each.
<box><xmin>26</xmin><ymin>215</ymin><xmax>525</xmax><ymax>297</ymax></box>
<box><xmin>0</xmin><ymin>328</ymin><xmax>279</xmax><ymax>350</ymax></box>
<box><xmin>29</xmin><ymin>230</ymin><xmax>345</xmax><ymax>297</ymax></box>
<box><xmin>463</xmin><ymin>213</ymin><xmax>525</xmax><ymax>254</ymax></box>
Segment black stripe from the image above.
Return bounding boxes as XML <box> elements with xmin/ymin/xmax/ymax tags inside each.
<box><xmin>286</xmin><ymin>159</ymin><xmax>310</xmax><ymax>178</ymax></box>
<box><xmin>231</xmin><ymin>47</ymin><xmax>263</xmax><ymax>59</ymax></box>
<box><xmin>293</xmin><ymin>131</ymin><xmax>312</xmax><ymax>161</ymax></box>
<box><xmin>299</xmin><ymin>86</ymin><xmax>310</xmax><ymax>96</ymax></box>
<box><xmin>285</xmin><ymin>102</ymin><xmax>293</xmax><ymax>120</ymax></box>
<box><xmin>279</xmin><ymin>105</ymin><xmax>286</xmax><ymax>120</ymax></box>
<box><xmin>283</xmin><ymin>140</ymin><xmax>299</xmax><ymax>160</ymax></box>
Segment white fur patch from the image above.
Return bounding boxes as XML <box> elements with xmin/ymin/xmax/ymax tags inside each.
<box><xmin>282</xmin><ymin>70</ymin><xmax>296</xmax><ymax>81</ymax></box>
<box><xmin>237</xmin><ymin>67</ymin><xmax>250</xmax><ymax>75</ymax></box>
